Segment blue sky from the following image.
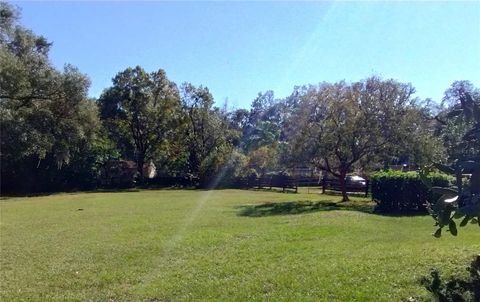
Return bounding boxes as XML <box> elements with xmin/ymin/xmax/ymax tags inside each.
<box><xmin>14</xmin><ymin>1</ymin><xmax>480</xmax><ymax>108</ymax></box>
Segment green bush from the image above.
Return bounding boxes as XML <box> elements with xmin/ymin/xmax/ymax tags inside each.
<box><xmin>371</xmin><ymin>170</ymin><xmax>453</xmax><ymax>214</ymax></box>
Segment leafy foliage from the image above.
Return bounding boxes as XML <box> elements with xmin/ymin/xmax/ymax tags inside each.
<box><xmin>0</xmin><ymin>3</ymin><xmax>109</xmax><ymax>193</ymax></box>
<box><xmin>286</xmin><ymin>77</ymin><xmax>443</xmax><ymax>201</ymax></box>
<box><xmin>97</xmin><ymin>66</ymin><xmax>184</xmax><ymax>180</ymax></box>
<box><xmin>180</xmin><ymin>83</ymin><xmax>239</xmax><ymax>187</ymax></box>
<box><xmin>371</xmin><ymin>170</ymin><xmax>452</xmax><ymax>214</ymax></box>
<box><xmin>426</xmin><ymin>90</ymin><xmax>480</xmax><ymax>237</ymax></box>
<box><xmin>0</xmin><ymin>1</ymin><xmax>474</xmax><ymax>197</ymax></box>
<box><xmin>247</xmin><ymin>145</ymin><xmax>279</xmax><ymax>176</ymax></box>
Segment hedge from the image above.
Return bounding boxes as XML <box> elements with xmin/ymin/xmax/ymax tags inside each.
<box><xmin>370</xmin><ymin>170</ymin><xmax>453</xmax><ymax>214</ymax></box>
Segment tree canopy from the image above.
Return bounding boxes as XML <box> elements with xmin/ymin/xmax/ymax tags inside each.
<box><xmin>180</xmin><ymin>82</ymin><xmax>238</xmax><ymax>187</ymax></box>
<box><xmin>286</xmin><ymin>77</ymin><xmax>444</xmax><ymax>201</ymax></box>
<box><xmin>98</xmin><ymin>66</ymin><xmax>183</xmax><ymax>180</ymax></box>
<box><xmin>1</xmin><ymin>2</ymin><xmax>103</xmax><ymax>193</ymax></box>
<box><xmin>1</xmin><ymin>1</ymin><xmax>475</xmax><ymax>200</ymax></box>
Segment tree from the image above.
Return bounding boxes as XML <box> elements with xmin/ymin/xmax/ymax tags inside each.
<box><xmin>248</xmin><ymin>145</ymin><xmax>278</xmax><ymax>176</ymax></box>
<box><xmin>227</xmin><ymin>108</ymin><xmax>249</xmax><ymax>148</ymax></box>
<box><xmin>380</xmin><ymin>103</ymin><xmax>446</xmax><ymax>169</ymax></box>
<box><xmin>244</xmin><ymin>121</ymin><xmax>281</xmax><ymax>152</ymax></box>
<box><xmin>241</xmin><ymin>91</ymin><xmax>288</xmax><ymax>150</ymax></box>
<box><xmin>180</xmin><ymin>82</ymin><xmax>236</xmax><ymax>187</ymax></box>
<box><xmin>248</xmin><ymin>90</ymin><xmax>276</xmax><ymax>125</ymax></box>
<box><xmin>426</xmin><ymin>84</ymin><xmax>480</xmax><ymax>237</ymax></box>
<box><xmin>98</xmin><ymin>66</ymin><xmax>184</xmax><ymax>180</ymax></box>
<box><xmin>0</xmin><ymin>2</ymin><xmax>104</xmax><ymax>193</ymax></box>
<box><xmin>288</xmin><ymin>77</ymin><xmax>435</xmax><ymax>201</ymax></box>
<box><xmin>436</xmin><ymin>81</ymin><xmax>480</xmax><ymax>162</ymax></box>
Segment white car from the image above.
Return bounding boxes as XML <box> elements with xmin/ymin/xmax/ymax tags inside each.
<box><xmin>346</xmin><ymin>175</ymin><xmax>367</xmax><ymax>186</ymax></box>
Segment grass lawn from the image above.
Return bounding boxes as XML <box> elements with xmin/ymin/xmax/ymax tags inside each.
<box><xmin>1</xmin><ymin>189</ymin><xmax>479</xmax><ymax>301</ymax></box>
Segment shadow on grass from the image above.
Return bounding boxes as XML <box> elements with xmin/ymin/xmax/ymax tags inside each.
<box><xmin>237</xmin><ymin>200</ymin><xmax>375</xmax><ymax>217</ymax></box>
<box><xmin>0</xmin><ymin>188</ymin><xmax>142</xmax><ymax>200</ymax></box>
<box><xmin>0</xmin><ymin>187</ymin><xmax>281</xmax><ymax>199</ymax></box>
<box><xmin>237</xmin><ymin>199</ymin><xmax>430</xmax><ymax>217</ymax></box>
<box><xmin>242</xmin><ymin>187</ymin><xmax>298</xmax><ymax>194</ymax></box>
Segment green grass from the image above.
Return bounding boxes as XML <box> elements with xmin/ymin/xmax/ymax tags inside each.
<box><xmin>1</xmin><ymin>189</ymin><xmax>479</xmax><ymax>301</ymax></box>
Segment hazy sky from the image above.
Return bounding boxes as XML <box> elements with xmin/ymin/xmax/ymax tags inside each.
<box><xmin>14</xmin><ymin>1</ymin><xmax>480</xmax><ymax>108</ymax></box>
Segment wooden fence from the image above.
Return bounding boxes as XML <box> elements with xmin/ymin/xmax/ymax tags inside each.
<box><xmin>321</xmin><ymin>178</ymin><xmax>369</xmax><ymax>197</ymax></box>
<box><xmin>145</xmin><ymin>175</ymin><xmax>369</xmax><ymax>196</ymax></box>
<box><xmin>231</xmin><ymin>175</ymin><xmax>298</xmax><ymax>192</ymax></box>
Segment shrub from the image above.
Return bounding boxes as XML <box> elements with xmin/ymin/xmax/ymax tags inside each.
<box><xmin>371</xmin><ymin>170</ymin><xmax>453</xmax><ymax>214</ymax></box>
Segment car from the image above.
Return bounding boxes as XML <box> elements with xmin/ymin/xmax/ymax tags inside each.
<box><xmin>346</xmin><ymin>175</ymin><xmax>367</xmax><ymax>186</ymax></box>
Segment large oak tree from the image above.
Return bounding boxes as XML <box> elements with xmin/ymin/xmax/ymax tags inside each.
<box><xmin>98</xmin><ymin>66</ymin><xmax>184</xmax><ymax>180</ymax></box>
<box><xmin>180</xmin><ymin>82</ymin><xmax>238</xmax><ymax>187</ymax></box>
<box><xmin>1</xmin><ymin>2</ymin><xmax>103</xmax><ymax>193</ymax></box>
<box><xmin>288</xmin><ymin>77</ymin><xmax>443</xmax><ymax>201</ymax></box>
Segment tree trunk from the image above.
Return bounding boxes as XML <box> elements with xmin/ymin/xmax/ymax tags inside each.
<box><xmin>339</xmin><ymin>170</ymin><xmax>349</xmax><ymax>202</ymax></box>
<box><xmin>136</xmin><ymin>153</ymin><xmax>145</xmax><ymax>184</ymax></box>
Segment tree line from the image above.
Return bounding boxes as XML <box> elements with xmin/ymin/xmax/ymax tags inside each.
<box><xmin>1</xmin><ymin>2</ymin><xmax>479</xmax><ymax>197</ymax></box>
